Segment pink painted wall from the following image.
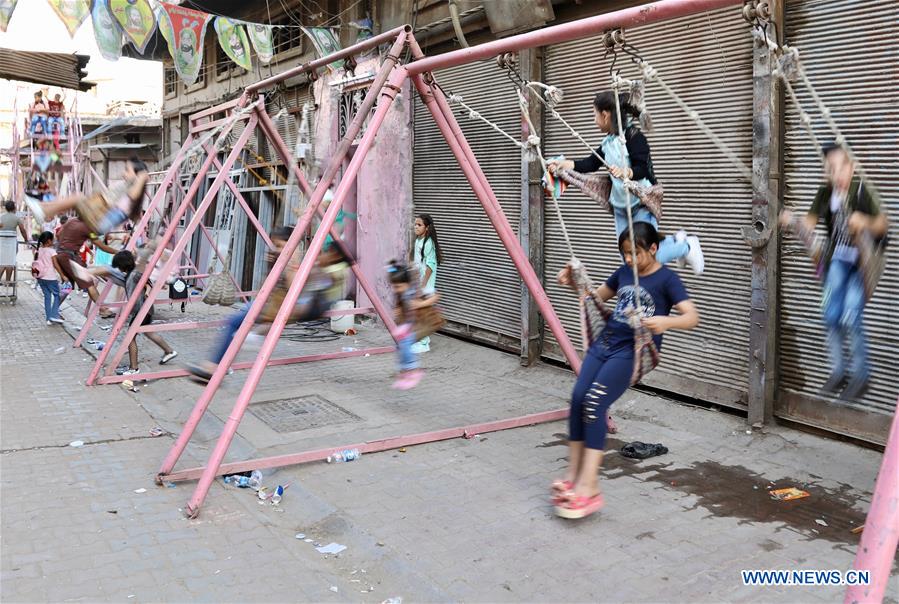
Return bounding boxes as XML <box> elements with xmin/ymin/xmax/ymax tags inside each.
<box><xmin>311</xmin><ymin>58</ymin><xmax>414</xmax><ymax>311</ymax></box>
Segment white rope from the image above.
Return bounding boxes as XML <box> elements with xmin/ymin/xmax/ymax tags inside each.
<box><xmin>755</xmin><ymin>30</ymin><xmax>870</xmax><ymax>183</ymax></box>
<box><xmin>639</xmin><ymin>61</ymin><xmax>754</xmax><ymax>183</ymax></box>
<box><xmin>611</xmin><ymin>75</ymin><xmax>644</xmax><ymax>323</ymax></box>
<box><xmin>447</xmin><ymin>93</ymin><xmax>538</xmax><ymax>156</ymax></box>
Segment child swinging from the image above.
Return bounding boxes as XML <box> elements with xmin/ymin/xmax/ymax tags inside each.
<box><xmin>553</xmin><ymin>223</ymin><xmax>699</xmax><ymax>519</ymax></box>
<box><xmin>25</xmin><ymin>157</ymin><xmax>149</xmax><ymax>237</ymax></box>
<box><xmin>548</xmin><ymin>89</ymin><xmax>705</xmax><ymax>274</ymax></box>
<box><xmin>779</xmin><ymin>143</ymin><xmax>889</xmax><ymax>401</ymax></box>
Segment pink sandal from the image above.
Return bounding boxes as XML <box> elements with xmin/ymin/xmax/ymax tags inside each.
<box><xmin>554</xmin><ymin>493</ymin><xmax>604</xmax><ymax>519</ymax></box>
<box><xmin>550</xmin><ymin>479</ymin><xmax>574</xmax><ymax>504</ymax></box>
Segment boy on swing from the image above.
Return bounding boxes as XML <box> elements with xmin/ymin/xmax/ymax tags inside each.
<box><xmin>780</xmin><ymin>143</ymin><xmax>889</xmax><ymax>401</ymax></box>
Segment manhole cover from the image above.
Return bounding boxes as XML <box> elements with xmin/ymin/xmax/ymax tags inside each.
<box><xmin>249</xmin><ymin>395</ymin><xmax>361</xmax><ymax>433</ymax></box>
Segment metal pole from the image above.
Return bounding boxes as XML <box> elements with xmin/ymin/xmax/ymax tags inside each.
<box><xmin>844</xmin><ymin>398</ymin><xmax>899</xmax><ymax>604</ymax></box>
<box><xmin>157</xmin><ymin>31</ymin><xmax>410</xmax><ymax>485</ymax></box>
<box><xmin>406</xmin><ymin>0</ymin><xmax>743</xmax><ymax>75</ymax></box>
<box><xmin>254</xmin><ymin>107</ymin><xmax>400</xmax><ymax>336</ymax></box>
<box><xmin>245</xmin><ymin>26</ymin><xmax>410</xmax><ymax>94</ymax></box>
<box><xmin>100</xmin><ymin>117</ymin><xmax>260</xmax><ymax>378</ymax></box>
<box><xmin>410</xmin><ymin>71</ymin><xmax>583</xmax><ymax>373</ymax></box>
<box><xmin>75</xmin><ymin>134</ymin><xmax>196</xmax><ymax>350</ymax></box>
<box><xmin>183</xmin><ymin>66</ymin><xmax>408</xmax><ymax>517</ymax></box>
<box><xmin>85</xmin><ymin>107</ymin><xmax>252</xmax><ymax>385</ymax></box>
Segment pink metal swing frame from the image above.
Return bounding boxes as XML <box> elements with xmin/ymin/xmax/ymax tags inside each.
<box><xmin>75</xmin><ymin>2</ymin><xmax>899</xmax><ymax>599</ymax></box>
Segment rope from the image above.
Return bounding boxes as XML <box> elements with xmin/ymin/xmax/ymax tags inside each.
<box><xmin>445</xmin><ymin>89</ymin><xmax>538</xmax><ymax>155</ymax></box>
<box><xmin>638</xmin><ymin>61</ymin><xmax>754</xmax><ymax>183</ymax></box>
<box><xmin>611</xmin><ymin>75</ymin><xmax>644</xmax><ymax>322</ymax></box>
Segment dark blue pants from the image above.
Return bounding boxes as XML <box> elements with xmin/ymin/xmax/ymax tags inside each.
<box><xmin>569</xmin><ymin>342</ymin><xmax>633</xmax><ymax>450</ymax></box>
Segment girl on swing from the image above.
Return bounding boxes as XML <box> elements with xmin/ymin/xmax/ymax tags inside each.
<box><xmin>24</xmin><ymin>157</ymin><xmax>149</xmax><ymax>237</ymax></box>
<box><xmin>548</xmin><ymin>91</ymin><xmax>705</xmax><ymax>274</ymax></box>
<box><xmin>553</xmin><ymin>222</ymin><xmax>699</xmax><ymax>519</ymax></box>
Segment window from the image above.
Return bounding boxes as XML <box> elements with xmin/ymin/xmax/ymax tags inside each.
<box><xmin>271</xmin><ymin>12</ymin><xmax>304</xmax><ymax>57</ymax></box>
<box><xmin>216</xmin><ymin>42</ymin><xmax>231</xmax><ymax>77</ymax></box>
<box><xmin>164</xmin><ymin>66</ymin><xmax>177</xmax><ymax>97</ymax></box>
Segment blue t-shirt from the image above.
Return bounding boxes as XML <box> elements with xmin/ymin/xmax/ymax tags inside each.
<box><xmin>600</xmin><ymin>265</ymin><xmax>689</xmax><ymax>351</ymax></box>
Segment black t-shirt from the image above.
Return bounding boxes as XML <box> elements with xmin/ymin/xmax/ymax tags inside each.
<box><xmin>601</xmin><ymin>265</ymin><xmax>690</xmax><ymax>351</ymax></box>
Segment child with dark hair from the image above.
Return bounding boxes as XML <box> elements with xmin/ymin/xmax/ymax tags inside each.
<box><xmin>25</xmin><ymin>156</ymin><xmax>149</xmax><ymax>236</ymax></box>
<box><xmin>89</xmin><ymin>250</ymin><xmax>177</xmax><ymax>375</ymax></box>
<box><xmin>780</xmin><ymin>143</ymin><xmax>889</xmax><ymax>401</ymax></box>
<box><xmin>553</xmin><ymin>222</ymin><xmax>699</xmax><ymax>519</ymax></box>
<box><xmin>187</xmin><ymin>228</ymin><xmax>349</xmax><ymax>382</ymax></box>
<box><xmin>549</xmin><ymin>90</ymin><xmax>705</xmax><ymax>274</ymax></box>
<box><xmin>409</xmin><ymin>213</ymin><xmax>443</xmax><ymax>353</ymax></box>
<box><xmin>32</xmin><ymin>231</ymin><xmax>64</xmax><ymax>325</ymax></box>
<box><xmin>387</xmin><ymin>259</ymin><xmax>442</xmax><ymax>390</ymax></box>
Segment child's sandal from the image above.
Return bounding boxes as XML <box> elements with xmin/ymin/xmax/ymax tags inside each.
<box><xmin>550</xmin><ymin>479</ymin><xmax>574</xmax><ymax>504</ymax></box>
<box><xmin>554</xmin><ymin>493</ymin><xmax>604</xmax><ymax>519</ymax></box>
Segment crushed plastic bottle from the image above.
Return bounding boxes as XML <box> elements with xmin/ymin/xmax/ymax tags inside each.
<box><xmin>248</xmin><ymin>470</ymin><xmax>263</xmax><ymax>491</ymax></box>
<box><xmin>224</xmin><ymin>475</ymin><xmax>252</xmax><ymax>488</ymax></box>
<box><xmin>326</xmin><ymin>448</ymin><xmax>361</xmax><ymax>463</ymax></box>
<box><xmin>271</xmin><ymin>484</ymin><xmax>284</xmax><ymax>505</ymax></box>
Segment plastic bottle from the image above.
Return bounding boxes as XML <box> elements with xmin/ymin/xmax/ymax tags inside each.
<box><xmin>224</xmin><ymin>475</ymin><xmax>251</xmax><ymax>488</ymax></box>
<box><xmin>271</xmin><ymin>485</ymin><xmax>284</xmax><ymax>504</ymax></box>
<box><xmin>326</xmin><ymin>448</ymin><xmax>361</xmax><ymax>463</ymax></box>
<box><xmin>248</xmin><ymin>470</ymin><xmax>263</xmax><ymax>491</ymax></box>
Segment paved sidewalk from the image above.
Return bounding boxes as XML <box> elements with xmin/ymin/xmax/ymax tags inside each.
<box><xmin>1</xmin><ymin>275</ymin><xmax>896</xmax><ymax>603</ymax></box>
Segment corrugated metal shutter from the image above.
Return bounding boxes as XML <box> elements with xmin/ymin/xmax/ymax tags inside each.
<box><xmin>413</xmin><ymin>61</ymin><xmax>524</xmax><ymax>346</ymax></box>
<box><xmin>777</xmin><ymin>0</ymin><xmax>899</xmax><ymax>439</ymax></box>
<box><xmin>543</xmin><ymin>7</ymin><xmax>754</xmax><ymax>406</ymax></box>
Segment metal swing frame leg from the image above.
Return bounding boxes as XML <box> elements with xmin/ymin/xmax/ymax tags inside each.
<box><xmin>156</xmin><ymin>0</ymin><xmax>760</xmax><ymax>517</ymax></box>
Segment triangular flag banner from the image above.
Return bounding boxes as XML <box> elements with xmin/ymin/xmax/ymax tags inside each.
<box><xmin>300</xmin><ymin>26</ymin><xmax>344</xmax><ymax>72</ymax></box>
<box><xmin>246</xmin><ymin>21</ymin><xmax>273</xmax><ymax>64</ymax></box>
<box><xmin>158</xmin><ymin>2</ymin><xmax>212</xmax><ymax>86</ymax></box>
<box><xmin>214</xmin><ymin>17</ymin><xmax>252</xmax><ymax>72</ymax></box>
<box><xmin>46</xmin><ymin>0</ymin><xmax>90</xmax><ymax>38</ymax></box>
<box><xmin>0</xmin><ymin>0</ymin><xmax>18</xmax><ymax>32</ymax></box>
<box><xmin>107</xmin><ymin>0</ymin><xmax>156</xmax><ymax>55</ymax></box>
<box><xmin>92</xmin><ymin>1</ymin><xmax>124</xmax><ymax>62</ymax></box>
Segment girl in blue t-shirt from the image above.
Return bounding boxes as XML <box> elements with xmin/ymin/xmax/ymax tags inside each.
<box><xmin>553</xmin><ymin>223</ymin><xmax>699</xmax><ymax>519</ymax></box>
<box><xmin>409</xmin><ymin>213</ymin><xmax>443</xmax><ymax>353</ymax></box>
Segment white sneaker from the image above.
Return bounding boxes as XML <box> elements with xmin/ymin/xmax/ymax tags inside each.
<box><xmin>81</xmin><ymin>291</ymin><xmax>88</xmax><ymax>298</ymax></box>
<box><xmin>674</xmin><ymin>230</ymin><xmax>687</xmax><ymax>270</ymax></box>
<box><xmin>49</xmin><ymin>317</ymin><xmax>65</xmax><ymax>324</ymax></box>
<box><xmin>160</xmin><ymin>351</ymin><xmax>178</xmax><ymax>365</ymax></box>
<box><xmin>24</xmin><ymin>196</ymin><xmax>46</xmax><ymax>223</ymax></box>
<box><xmin>685</xmin><ymin>235</ymin><xmax>705</xmax><ymax>275</ymax></box>
<box><xmin>46</xmin><ymin>320</ymin><xmax>52</xmax><ymax>326</ymax></box>
<box><xmin>120</xmin><ymin>368</ymin><xmax>140</xmax><ymax>376</ymax></box>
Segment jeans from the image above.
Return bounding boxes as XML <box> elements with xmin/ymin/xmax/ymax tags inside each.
<box><xmin>38</xmin><ymin>279</ymin><xmax>61</xmax><ymax>321</ymax></box>
<box><xmin>30</xmin><ymin>115</ymin><xmax>48</xmax><ymax>136</ymax></box>
<box><xmin>96</xmin><ymin>208</ymin><xmax>128</xmax><ymax>235</ymax></box>
<box><xmin>211</xmin><ymin>304</ymin><xmax>250</xmax><ymax>364</ymax></box>
<box><xmin>396</xmin><ymin>324</ymin><xmax>418</xmax><ymax>372</ymax></box>
<box><xmin>48</xmin><ymin>116</ymin><xmax>65</xmax><ymax>135</ymax></box>
<box><xmin>613</xmin><ymin>204</ymin><xmax>689</xmax><ymax>265</ymax></box>
<box><xmin>822</xmin><ymin>259</ymin><xmax>869</xmax><ymax>381</ymax></box>
<box><xmin>569</xmin><ymin>341</ymin><xmax>633</xmax><ymax>450</ymax></box>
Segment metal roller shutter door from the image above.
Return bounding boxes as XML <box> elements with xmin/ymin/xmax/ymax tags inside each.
<box><xmin>777</xmin><ymin>0</ymin><xmax>898</xmax><ymax>442</ymax></box>
<box><xmin>413</xmin><ymin>61</ymin><xmax>523</xmax><ymax>346</ymax></box>
<box><xmin>543</xmin><ymin>7</ymin><xmax>754</xmax><ymax>407</ymax></box>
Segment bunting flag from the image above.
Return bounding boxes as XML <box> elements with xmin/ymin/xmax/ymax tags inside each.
<box><xmin>158</xmin><ymin>2</ymin><xmax>212</xmax><ymax>86</ymax></box>
<box><xmin>0</xmin><ymin>0</ymin><xmax>18</xmax><ymax>33</ymax></box>
<box><xmin>214</xmin><ymin>17</ymin><xmax>252</xmax><ymax>71</ymax></box>
<box><xmin>301</xmin><ymin>26</ymin><xmax>344</xmax><ymax>72</ymax></box>
<box><xmin>46</xmin><ymin>0</ymin><xmax>90</xmax><ymax>37</ymax></box>
<box><xmin>246</xmin><ymin>21</ymin><xmax>273</xmax><ymax>64</ymax></box>
<box><xmin>92</xmin><ymin>1</ymin><xmax>124</xmax><ymax>62</ymax></box>
<box><xmin>107</xmin><ymin>0</ymin><xmax>156</xmax><ymax>54</ymax></box>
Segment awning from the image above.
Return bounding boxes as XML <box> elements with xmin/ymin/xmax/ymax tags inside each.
<box><xmin>0</xmin><ymin>49</ymin><xmax>93</xmax><ymax>91</ymax></box>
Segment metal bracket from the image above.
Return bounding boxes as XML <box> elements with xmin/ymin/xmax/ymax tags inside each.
<box><xmin>742</xmin><ymin>219</ymin><xmax>773</xmax><ymax>248</ymax></box>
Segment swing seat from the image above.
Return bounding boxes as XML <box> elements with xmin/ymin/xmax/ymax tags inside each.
<box><xmin>557</xmin><ymin>169</ymin><xmax>664</xmax><ymax>222</ymax></box>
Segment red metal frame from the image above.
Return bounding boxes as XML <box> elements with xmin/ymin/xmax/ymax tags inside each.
<box><xmin>145</xmin><ymin>0</ymin><xmax>766</xmax><ymax>520</ymax></box>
